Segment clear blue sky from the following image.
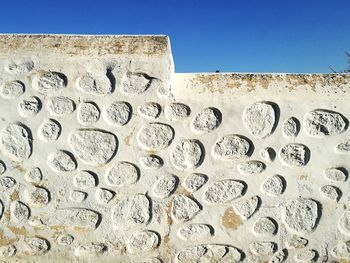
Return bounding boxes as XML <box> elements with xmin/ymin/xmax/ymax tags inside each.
<box><xmin>0</xmin><ymin>0</ymin><xmax>349</xmax><ymax>73</ymax></box>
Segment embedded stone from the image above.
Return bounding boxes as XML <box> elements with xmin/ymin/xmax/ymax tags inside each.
<box><xmin>105</xmin><ymin>161</ymin><xmax>139</xmax><ymax>187</ymax></box>
<box><xmin>5</xmin><ymin>59</ymin><xmax>34</xmax><ymax>74</ymax></box>
<box><xmin>279</xmin><ymin>144</ymin><xmax>309</xmax><ymax>167</ymax></box>
<box><xmin>1</xmin><ymin>123</ymin><xmax>32</xmax><ymax>161</ymax></box>
<box><xmin>252</xmin><ymin>217</ymin><xmax>277</xmax><ymax>236</ymax></box>
<box><xmin>77</xmin><ymin>101</ymin><xmax>100</xmax><ymax>125</ymax></box>
<box><xmin>155</xmin><ymin>78</ymin><xmax>168</xmax><ymax>96</ymax></box>
<box><xmin>294</xmin><ymin>249</ymin><xmax>317</xmax><ymax>262</ymax></box>
<box><xmin>304</xmin><ymin>109</ymin><xmax>347</xmax><ymax>137</ymax></box>
<box><xmin>165</xmin><ymin>103</ymin><xmax>190</xmax><ymax>121</ymax></box>
<box><xmin>261</xmin><ymin>175</ymin><xmax>285</xmax><ymax>196</ymax></box>
<box><xmin>286</xmin><ymin>235</ymin><xmax>309</xmax><ymax>249</ymax></box>
<box><xmin>192</xmin><ymin>107</ymin><xmax>221</xmax><ymax>132</ymax></box>
<box><xmin>336</xmin><ymin>139</ymin><xmax>350</xmax><ymax>154</ymax></box>
<box><xmin>57</xmin><ymin>234</ymin><xmax>74</xmax><ymax>246</ymax></box>
<box><xmin>32</xmin><ymin>71</ymin><xmax>66</xmax><ymax>92</ymax></box>
<box><xmin>138</xmin><ymin>102</ymin><xmax>161</xmax><ymax>119</ymax></box>
<box><xmin>212</xmin><ymin>134</ymin><xmax>251</xmax><ymax>160</ymax></box>
<box><xmin>24</xmin><ymin>237</ymin><xmax>50</xmax><ymax>255</ymax></box>
<box><xmin>0</xmin><ymin>176</ymin><xmax>16</xmax><ymax>189</ymax></box>
<box><xmin>11</xmin><ymin>201</ymin><xmax>30</xmax><ymax>222</ymax></box>
<box><xmin>207</xmin><ymin>245</ymin><xmax>243</xmax><ymax>262</ymax></box>
<box><xmin>237</xmin><ymin>160</ymin><xmax>265</xmax><ymax>175</ymax></box>
<box><xmin>233</xmin><ymin>196</ymin><xmax>259</xmax><ymax>220</ymax></box>
<box><xmin>286</xmin><ymin>236</ymin><xmax>308</xmax><ymax>249</ymax></box>
<box><xmin>18</xmin><ymin>96</ymin><xmax>41</xmax><ymax>117</ymax></box>
<box><xmin>95</xmin><ymin>188</ymin><xmax>115</xmax><ymax>204</ymax></box>
<box><xmin>0</xmin><ymin>200</ymin><xmax>3</xmax><ymax>219</ymax></box>
<box><xmin>139</xmin><ymin>155</ymin><xmax>163</xmax><ymax>170</ymax></box>
<box><xmin>73</xmin><ymin>170</ymin><xmax>97</xmax><ymax>189</ymax></box>
<box><xmin>0</xmin><ymin>244</ymin><xmax>16</xmax><ymax>258</ymax></box>
<box><xmin>324</xmin><ymin>167</ymin><xmax>347</xmax><ymax>182</ymax></box>
<box><xmin>243</xmin><ymin>102</ymin><xmax>276</xmax><ymax>138</ymax></box>
<box><xmin>111</xmin><ymin>194</ymin><xmax>151</xmax><ymax>227</ymax></box>
<box><xmin>282</xmin><ymin>117</ymin><xmax>299</xmax><ymax>137</ymax></box>
<box><xmin>38</xmin><ymin>119</ymin><xmax>61</xmax><ymax>142</ymax></box>
<box><xmin>331</xmin><ymin>241</ymin><xmax>350</xmax><ymax>260</ymax></box>
<box><xmin>175</xmin><ymin>244</ymin><xmax>242</xmax><ymax>263</ymax></box>
<box><xmin>259</xmin><ymin>147</ymin><xmax>276</xmax><ymax>162</ymax></box>
<box><xmin>183</xmin><ymin>173</ymin><xmax>207</xmax><ymax>193</ymax></box>
<box><xmin>152</xmin><ymin>174</ymin><xmax>178</xmax><ymax>198</ymax></box>
<box><xmin>177</xmin><ymin>224</ymin><xmax>212</xmax><ymax>241</ymax></box>
<box><xmin>171</xmin><ymin>194</ymin><xmax>201</xmax><ymax>223</ymax></box>
<box><xmin>137</xmin><ymin>122</ymin><xmax>174</xmax><ymax>150</ymax></box>
<box><xmin>120</xmin><ymin>72</ymin><xmax>152</xmax><ymax>95</ymax></box>
<box><xmin>47</xmin><ymin>96</ymin><xmax>75</xmax><ymax>117</ymax></box>
<box><xmin>28</xmin><ymin>217</ymin><xmax>45</xmax><ymax>228</ymax></box>
<box><xmin>249</xmin><ymin>241</ymin><xmax>276</xmax><ymax>256</ymax></box>
<box><xmin>103</xmin><ymin>101</ymin><xmax>131</xmax><ymax>126</ymax></box>
<box><xmin>143</xmin><ymin>258</ymin><xmax>163</xmax><ymax>263</ymax></box>
<box><xmin>320</xmin><ymin>185</ymin><xmax>340</xmax><ymax>201</ymax></box>
<box><xmin>48</xmin><ymin>150</ymin><xmax>77</xmax><ymax>172</ymax></box>
<box><xmin>338</xmin><ymin>211</ymin><xmax>350</xmax><ymax>236</ymax></box>
<box><xmin>127</xmin><ymin>230</ymin><xmax>159</xmax><ymax>254</ymax></box>
<box><xmin>69</xmin><ymin>129</ymin><xmax>118</xmax><ymax>167</ymax></box>
<box><xmin>0</xmin><ymin>80</ymin><xmax>25</xmax><ymax>99</ymax></box>
<box><xmin>75</xmin><ymin>242</ymin><xmax>107</xmax><ymax>257</ymax></box>
<box><xmin>175</xmin><ymin>245</ymin><xmax>207</xmax><ymax>263</ymax></box>
<box><xmin>170</xmin><ymin>139</ymin><xmax>203</xmax><ymax>170</ymax></box>
<box><xmin>282</xmin><ymin>198</ymin><xmax>319</xmax><ymax>234</ymax></box>
<box><xmin>76</xmin><ymin>73</ymin><xmax>112</xmax><ymax>96</ymax></box>
<box><xmin>0</xmin><ymin>160</ymin><xmax>5</xmax><ymax>175</ymax></box>
<box><xmin>25</xmin><ymin>167</ymin><xmax>43</xmax><ymax>184</ymax></box>
<box><xmin>270</xmin><ymin>249</ymin><xmax>287</xmax><ymax>263</ymax></box>
<box><xmin>24</xmin><ymin>186</ymin><xmax>50</xmax><ymax>207</ymax></box>
<box><xmin>54</xmin><ymin>208</ymin><xmax>100</xmax><ymax>230</ymax></box>
<box><xmin>70</xmin><ymin>190</ymin><xmax>87</xmax><ymax>203</ymax></box>
<box><xmin>203</xmin><ymin>180</ymin><xmax>245</xmax><ymax>204</ymax></box>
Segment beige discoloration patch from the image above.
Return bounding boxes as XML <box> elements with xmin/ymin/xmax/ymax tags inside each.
<box><xmin>120</xmin><ymin>244</ymin><xmax>127</xmax><ymax>255</ymax></box>
<box><xmin>124</xmin><ymin>127</ymin><xmax>136</xmax><ymax>146</ymax></box>
<box><xmin>0</xmin><ymin>230</ymin><xmax>17</xmax><ymax>246</ymax></box>
<box><xmin>10</xmin><ymin>190</ymin><xmax>19</xmax><ymax>201</ymax></box>
<box><xmin>299</xmin><ymin>175</ymin><xmax>308</xmax><ymax>181</ymax></box>
<box><xmin>49</xmin><ymin>225</ymin><xmax>66</xmax><ymax>234</ymax></box>
<box><xmin>13</xmin><ymin>163</ymin><xmax>26</xmax><ymax>173</ymax></box>
<box><xmin>73</xmin><ymin>226</ymin><xmax>90</xmax><ymax>233</ymax></box>
<box><xmin>159</xmin><ymin>234</ymin><xmax>172</xmax><ymax>262</ymax></box>
<box><xmin>8</xmin><ymin>225</ymin><xmax>28</xmax><ymax>236</ymax></box>
<box><xmin>4</xmin><ymin>210</ymin><xmax>11</xmax><ymax>221</ymax></box>
<box><xmin>175</xmin><ymin>185</ymin><xmax>194</xmax><ymax>198</ymax></box>
<box><xmin>165</xmin><ymin>202</ymin><xmax>173</xmax><ymax>226</ymax></box>
<box><xmin>222</xmin><ymin>207</ymin><xmax>242</xmax><ymax>230</ymax></box>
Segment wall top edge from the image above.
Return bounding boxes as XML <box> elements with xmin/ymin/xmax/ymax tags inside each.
<box><xmin>176</xmin><ymin>72</ymin><xmax>350</xmax><ymax>77</ymax></box>
<box><xmin>0</xmin><ymin>34</ymin><xmax>171</xmax><ymax>57</ymax></box>
<box><xmin>174</xmin><ymin>72</ymin><xmax>350</xmax><ymax>96</ymax></box>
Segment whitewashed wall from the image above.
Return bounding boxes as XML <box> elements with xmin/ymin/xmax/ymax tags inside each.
<box><xmin>0</xmin><ymin>35</ymin><xmax>349</xmax><ymax>262</ymax></box>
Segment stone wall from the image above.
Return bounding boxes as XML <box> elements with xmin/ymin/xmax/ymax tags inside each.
<box><xmin>0</xmin><ymin>34</ymin><xmax>349</xmax><ymax>262</ymax></box>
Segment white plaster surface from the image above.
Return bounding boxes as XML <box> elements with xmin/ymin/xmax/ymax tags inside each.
<box><xmin>0</xmin><ymin>34</ymin><xmax>349</xmax><ymax>262</ymax></box>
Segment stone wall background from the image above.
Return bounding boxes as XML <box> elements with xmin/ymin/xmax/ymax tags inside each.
<box><xmin>0</xmin><ymin>35</ymin><xmax>349</xmax><ymax>262</ymax></box>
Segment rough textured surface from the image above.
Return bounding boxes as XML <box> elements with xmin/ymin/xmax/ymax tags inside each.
<box><xmin>282</xmin><ymin>198</ymin><xmax>319</xmax><ymax>234</ymax></box>
<box><xmin>243</xmin><ymin>102</ymin><xmax>276</xmax><ymax>138</ymax></box>
<box><xmin>0</xmin><ymin>34</ymin><xmax>350</xmax><ymax>262</ymax></box>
